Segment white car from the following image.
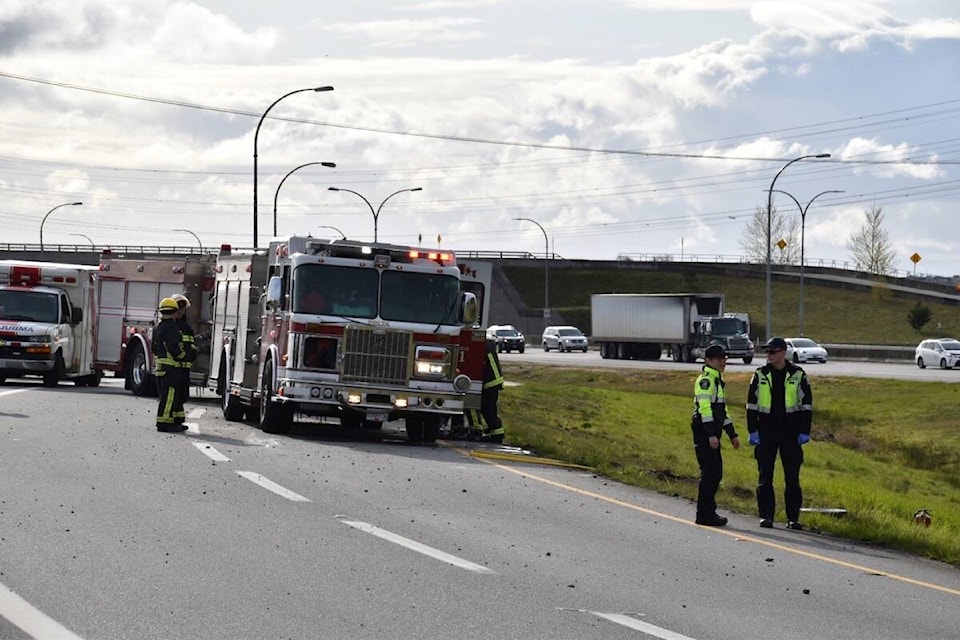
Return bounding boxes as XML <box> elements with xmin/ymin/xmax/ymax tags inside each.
<box><xmin>785</xmin><ymin>338</ymin><xmax>828</xmax><ymax>364</ymax></box>
<box><xmin>542</xmin><ymin>325</ymin><xmax>589</xmax><ymax>352</ymax></box>
<box><xmin>915</xmin><ymin>338</ymin><xmax>960</xmax><ymax>369</ymax></box>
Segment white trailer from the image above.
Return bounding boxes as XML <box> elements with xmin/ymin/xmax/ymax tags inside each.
<box><xmin>591</xmin><ymin>293</ymin><xmax>754</xmax><ymax>363</ymax></box>
<box><xmin>0</xmin><ymin>260</ymin><xmax>101</xmax><ymax>386</ymax></box>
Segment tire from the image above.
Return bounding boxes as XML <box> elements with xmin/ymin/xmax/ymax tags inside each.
<box><xmin>743</xmin><ymin>356</ymin><xmax>753</xmax><ymax>365</ymax></box>
<box><xmin>127</xmin><ymin>343</ymin><xmax>156</xmax><ymax>397</ymax></box>
<box><xmin>519</xmin><ymin>346</ymin><xmax>525</xmax><ymax>354</ymax></box>
<box><xmin>43</xmin><ymin>352</ymin><xmax>65</xmax><ymax>387</ymax></box>
<box><xmin>617</xmin><ymin>343</ymin><xmax>627</xmax><ymax>360</ymax></box>
<box><xmin>917</xmin><ymin>356</ymin><xmax>926</xmax><ymax>369</ymax></box>
<box><xmin>940</xmin><ymin>358</ymin><xmax>949</xmax><ymax>370</ymax></box>
<box><xmin>542</xmin><ymin>342</ymin><xmax>549</xmax><ymax>352</ymax></box>
<box><xmin>599</xmin><ymin>344</ymin><xmax>609</xmax><ymax>359</ymax></box>
<box><xmin>497</xmin><ymin>343</ymin><xmax>503</xmax><ymax>354</ymax></box>
<box><xmin>258</xmin><ymin>361</ymin><xmax>293</xmax><ymax>434</ymax></box>
<box><xmin>220</xmin><ymin>360</ymin><xmax>245</xmax><ymax>422</ymax></box>
<box><xmin>793</xmin><ymin>353</ymin><xmax>800</xmax><ymax>363</ymax></box>
<box><xmin>406</xmin><ymin>414</ymin><xmax>441</xmax><ymax>444</ymax></box>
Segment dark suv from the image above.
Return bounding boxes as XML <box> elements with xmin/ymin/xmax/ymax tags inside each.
<box><xmin>486</xmin><ymin>325</ymin><xmax>526</xmax><ymax>353</ymax></box>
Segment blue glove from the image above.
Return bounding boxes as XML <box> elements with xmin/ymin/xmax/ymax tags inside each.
<box><xmin>748</xmin><ymin>432</ymin><xmax>760</xmax><ymax>446</ymax></box>
<box><xmin>798</xmin><ymin>433</ymin><xmax>810</xmax><ymax>445</ymax></box>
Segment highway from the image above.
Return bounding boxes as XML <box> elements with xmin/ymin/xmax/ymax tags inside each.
<box><xmin>502</xmin><ymin>348</ymin><xmax>960</xmax><ymax>382</ymax></box>
<box><xmin>2</xmin><ymin>378</ymin><xmax>959</xmax><ymax>639</ymax></box>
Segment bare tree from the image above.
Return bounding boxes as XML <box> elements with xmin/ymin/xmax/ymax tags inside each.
<box><xmin>847</xmin><ymin>203</ymin><xmax>896</xmax><ymax>274</ymax></box>
<box><xmin>739</xmin><ymin>205</ymin><xmax>800</xmax><ymax>264</ymax></box>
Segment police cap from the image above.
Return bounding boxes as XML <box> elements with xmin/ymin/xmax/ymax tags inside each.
<box><xmin>704</xmin><ymin>344</ymin><xmax>727</xmax><ymax>359</ymax></box>
<box><xmin>763</xmin><ymin>337</ymin><xmax>788</xmax><ymax>352</ymax></box>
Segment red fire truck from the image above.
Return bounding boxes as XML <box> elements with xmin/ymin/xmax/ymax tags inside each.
<box><xmin>93</xmin><ymin>252</ymin><xmax>216</xmax><ymax>395</ymax></box>
<box><xmin>208</xmin><ymin>236</ymin><xmax>483</xmax><ymax>444</ymax></box>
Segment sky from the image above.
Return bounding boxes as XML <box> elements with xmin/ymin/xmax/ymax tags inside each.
<box><xmin>1</xmin><ymin>0</ymin><xmax>959</xmax><ymax>276</ymax></box>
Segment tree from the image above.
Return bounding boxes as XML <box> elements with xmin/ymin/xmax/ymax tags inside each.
<box><xmin>907</xmin><ymin>303</ymin><xmax>932</xmax><ymax>332</ymax></box>
<box><xmin>847</xmin><ymin>203</ymin><xmax>896</xmax><ymax>274</ymax></box>
<box><xmin>739</xmin><ymin>205</ymin><xmax>800</xmax><ymax>264</ymax></box>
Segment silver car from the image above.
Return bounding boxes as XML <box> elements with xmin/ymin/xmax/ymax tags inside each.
<box><xmin>915</xmin><ymin>338</ymin><xmax>960</xmax><ymax>369</ymax></box>
<box><xmin>542</xmin><ymin>326</ymin><xmax>589</xmax><ymax>352</ymax></box>
<box><xmin>785</xmin><ymin>337</ymin><xmax>828</xmax><ymax>364</ymax></box>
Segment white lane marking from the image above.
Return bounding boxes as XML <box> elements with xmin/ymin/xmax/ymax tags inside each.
<box><xmin>235</xmin><ymin>471</ymin><xmax>310</xmax><ymax>502</ymax></box>
<box><xmin>0</xmin><ymin>581</ymin><xmax>84</xmax><ymax>640</ymax></box>
<box><xmin>589</xmin><ymin>611</ymin><xmax>696</xmax><ymax>639</ymax></box>
<box><xmin>187</xmin><ymin>408</ymin><xmax>205</xmax><ymax>419</ymax></box>
<box><xmin>0</xmin><ymin>388</ymin><xmax>31</xmax><ymax>398</ymax></box>
<box><xmin>191</xmin><ymin>440</ymin><xmax>230</xmax><ymax>462</ymax></box>
<box><xmin>339</xmin><ymin>519</ymin><xmax>495</xmax><ymax>574</ymax></box>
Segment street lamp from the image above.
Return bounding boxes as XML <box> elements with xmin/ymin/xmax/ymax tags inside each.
<box><xmin>253</xmin><ymin>86</ymin><xmax>334</xmax><ymax>249</ymax></box>
<box><xmin>317</xmin><ymin>225</ymin><xmax>347</xmax><ymax>239</ymax></box>
<box><xmin>70</xmin><ymin>233</ymin><xmax>95</xmax><ymax>249</ymax></box>
<box><xmin>40</xmin><ymin>201</ymin><xmax>83</xmax><ymax>251</ymax></box>
<box><xmin>764</xmin><ymin>153</ymin><xmax>830</xmax><ymax>340</ymax></box>
<box><xmin>328</xmin><ymin>187</ymin><xmax>423</xmax><ymax>242</ymax></box>
<box><xmin>513</xmin><ymin>217</ymin><xmax>550</xmax><ymax>317</ymax></box>
<box><xmin>273</xmin><ymin>161</ymin><xmax>336</xmax><ymax>236</ymax></box>
<box><xmin>771</xmin><ymin>189</ymin><xmax>845</xmax><ymax>336</ymax></box>
<box><xmin>174</xmin><ymin>228</ymin><xmax>203</xmax><ymax>251</ymax></box>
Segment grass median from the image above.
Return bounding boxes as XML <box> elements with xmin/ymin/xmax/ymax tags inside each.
<box><xmin>498</xmin><ymin>363</ymin><xmax>960</xmax><ymax>566</ymax></box>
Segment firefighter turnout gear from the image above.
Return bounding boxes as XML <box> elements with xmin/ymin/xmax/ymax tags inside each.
<box><xmin>746</xmin><ymin>344</ymin><xmax>814</xmax><ymax>528</ymax></box>
<box><xmin>691</xmin><ymin>357</ymin><xmax>739</xmax><ymax>526</ymax></box>
<box><xmin>476</xmin><ymin>339</ymin><xmax>505</xmax><ymax>442</ymax></box>
<box><xmin>173</xmin><ymin>293</ymin><xmax>196</xmax><ymax>401</ymax></box>
<box><xmin>153</xmin><ymin>309</ymin><xmax>192</xmax><ymax>432</ymax></box>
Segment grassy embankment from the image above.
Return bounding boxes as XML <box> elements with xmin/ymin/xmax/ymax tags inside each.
<box><xmin>499</xmin><ymin>365</ymin><xmax>960</xmax><ymax>565</ymax></box>
<box><xmin>496</xmin><ymin>266</ymin><xmax>960</xmax><ymax>564</ymax></box>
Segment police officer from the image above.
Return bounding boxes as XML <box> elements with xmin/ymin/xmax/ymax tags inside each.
<box><xmin>746</xmin><ymin>337</ymin><xmax>814</xmax><ymax>530</ymax></box>
<box><xmin>691</xmin><ymin>343</ymin><xmax>740</xmax><ymax>526</ymax></box>
<box><xmin>478</xmin><ymin>338</ymin><xmax>505</xmax><ymax>443</ymax></box>
<box><xmin>171</xmin><ymin>293</ymin><xmax>196</xmax><ymax>401</ymax></box>
<box><xmin>154</xmin><ymin>297</ymin><xmax>190</xmax><ymax>432</ymax></box>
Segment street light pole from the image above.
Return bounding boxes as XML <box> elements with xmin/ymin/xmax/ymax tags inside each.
<box><xmin>272</xmin><ymin>161</ymin><xmax>336</xmax><ymax>236</ymax></box>
<box><xmin>771</xmin><ymin>188</ymin><xmax>845</xmax><ymax>336</ymax></box>
<box><xmin>317</xmin><ymin>225</ymin><xmax>347</xmax><ymax>239</ymax></box>
<box><xmin>174</xmin><ymin>228</ymin><xmax>203</xmax><ymax>252</ymax></box>
<box><xmin>328</xmin><ymin>187</ymin><xmax>422</xmax><ymax>242</ymax></box>
<box><xmin>513</xmin><ymin>217</ymin><xmax>550</xmax><ymax>317</ymax></box>
<box><xmin>40</xmin><ymin>201</ymin><xmax>83</xmax><ymax>251</ymax></box>
<box><xmin>765</xmin><ymin>153</ymin><xmax>830</xmax><ymax>340</ymax></box>
<box><xmin>70</xmin><ymin>233</ymin><xmax>95</xmax><ymax>249</ymax></box>
<box><xmin>253</xmin><ymin>86</ymin><xmax>334</xmax><ymax>249</ymax></box>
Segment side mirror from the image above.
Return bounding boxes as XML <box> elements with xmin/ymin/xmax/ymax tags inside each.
<box><xmin>71</xmin><ymin>307</ymin><xmax>83</xmax><ymax>324</ymax></box>
<box><xmin>459</xmin><ymin>292</ymin><xmax>478</xmax><ymax>326</ymax></box>
<box><xmin>265</xmin><ymin>277</ymin><xmax>283</xmax><ymax>309</ymax></box>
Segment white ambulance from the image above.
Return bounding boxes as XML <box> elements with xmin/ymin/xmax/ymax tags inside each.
<box><xmin>0</xmin><ymin>260</ymin><xmax>101</xmax><ymax>387</ymax></box>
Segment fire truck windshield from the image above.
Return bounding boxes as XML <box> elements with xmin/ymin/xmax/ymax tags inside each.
<box><xmin>380</xmin><ymin>271</ymin><xmax>459</xmax><ymax>324</ymax></box>
<box><xmin>292</xmin><ymin>264</ymin><xmax>378</xmax><ymax>318</ymax></box>
<box><xmin>0</xmin><ymin>289</ymin><xmax>59</xmax><ymax>323</ymax></box>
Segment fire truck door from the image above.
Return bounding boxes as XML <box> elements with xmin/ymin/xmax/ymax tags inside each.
<box><xmin>96</xmin><ymin>280</ymin><xmax>124</xmax><ymax>363</ymax></box>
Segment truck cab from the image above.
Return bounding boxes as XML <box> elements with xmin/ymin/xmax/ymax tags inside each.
<box><xmin>694</xmin><ymin>313</ymin><xmax>754</xmax><ymax>364</ymax></box>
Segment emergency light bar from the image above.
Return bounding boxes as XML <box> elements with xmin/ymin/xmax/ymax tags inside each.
<box><xmin>304</xmin><ymin>240</ymin><xmax>455</xmax><ymax>266</ymax></box>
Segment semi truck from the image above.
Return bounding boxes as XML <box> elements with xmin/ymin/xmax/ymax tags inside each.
<box><xmin>590</xmin><ymin>293</ymin><xmax>754</xmax><ymax>364</ymax></box>
<box><xmin>0</xmin><ymin>260</ymin><xmax>102</xmax><ymax>386</ymax></box>
<box><xmin>208</xmin><ymin>236</ymin><xmax>484</xmax><ymax>444</ymax></box>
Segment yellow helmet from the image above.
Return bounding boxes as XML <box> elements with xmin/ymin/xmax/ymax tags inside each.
<box><xmin>158</xmin><ymin>297</ymin><xmax>179</xmax><ymax>313</ymax></box>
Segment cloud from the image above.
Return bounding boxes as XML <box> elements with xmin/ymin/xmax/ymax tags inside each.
<box><xmin>840</xmin><ymin>137</ymin><xmax>942</xmax><ymax>179</ymax></box>
<box><xmin>315</xmin><ymin>17</ymin><xmax>486</xmax><ymax>48</ymax></box>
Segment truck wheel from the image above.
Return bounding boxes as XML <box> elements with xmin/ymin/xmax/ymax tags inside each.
<box><xmin>616</xmin><ymin>343</ymin><xmax>627</xmax><ymax>360</ymax></box>
<box><xmin>599</xmin><ymin>344</ymin><xmax>609</xmax><ymax>359</ymax></box>
<box><xmin>127</xmin><ymin>343</ymin><xmax>156</xmax><ymax>397</ymax></box>
<box><xmin>43</xmin><ymin>353</ymin><xmax>65</xmax><ymax>387</ymax></box>
<box><xmin>742</xmin><ymin>356</ymin><xmax>753</xmax><ymax>365</ymax></box>
<box><xmin>259</xmin><ymin>361</ymin><xmax>293</xmax><ymax>434</ymax></box>
<box><xmin>406</xmin><ymin>414</ymin><xmax>440</xmax><ymax>444</ymax></box>
<box><xmin>219</xmin><ymin>361</ymin><xmax>245</xmax><ymax>422</ymax></box>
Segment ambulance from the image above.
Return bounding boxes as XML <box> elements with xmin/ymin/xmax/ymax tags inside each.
<box><xmin>0</xmin><ymin>260</ymin><xmax>101</xmax><ymax>387</ymax></box>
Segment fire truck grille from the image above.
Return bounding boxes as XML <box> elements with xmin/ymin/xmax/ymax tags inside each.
<box><xmin>341</xmin><ymin>327</ymin><xmax>411</xmax><ymax>385</ymax></box>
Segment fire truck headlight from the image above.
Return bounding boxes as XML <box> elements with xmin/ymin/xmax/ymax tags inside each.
<box><xmin>414</xmin><ymin>346</ymin><xmax>451</xmax><ymax>379</ymax></box>
<box><xmin>452</xmin><ymin>374</ymin><xmax>471</xmax><ymax>393</ymax></box>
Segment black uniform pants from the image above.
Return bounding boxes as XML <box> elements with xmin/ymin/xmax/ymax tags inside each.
<box><xmin>755</xmin><ymin>438</ymin><xmax>804</xmax><ymax>521</ymax></box>
<box><xmin>480</xmin><ymin>387</ymin><xmax>502</xmax><ymax>433</ymax></box>
<box><xmin>695</xmin><ymin>443</ymin><xmax>723</xmax><ymax>519</ymax></box>
<box><xmin>156</xmin><ymin>369</ymin><xmax>187</xmax><ymax>426</ymax></box>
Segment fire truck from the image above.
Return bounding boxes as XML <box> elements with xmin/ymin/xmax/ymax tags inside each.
<box><xmin>0</xmin><ymin>260</ymin><xmax>101</xmax><ymax>387</ymax></box>
<box><xmin>93</xmin><ymin>252</ymin><xmax>216</xmax><ymax>395</ymax></box>
<box><xmin>208</xmin><ymin>236</ymin><xmax>482</xmax><ymax>444</ymax></box>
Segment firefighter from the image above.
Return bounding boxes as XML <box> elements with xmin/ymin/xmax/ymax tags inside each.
<box><xmin>477</xmin><ymin>338</ymin><xmax>505</xmax><ymax>443</ymax></box>
<box><xmin>691</xmin><ymin>343</ymin><xmax>740</xmax><ymax>526</ymax></box>
<box><xmin>171</xmin><ymin>293</ymin><xmax>196</xmax><ymax>401</ymax></box>
<box><xmin>153</xmin><ymin>297</ymin><xmax>190</xmax><ymax>432</ymax></box>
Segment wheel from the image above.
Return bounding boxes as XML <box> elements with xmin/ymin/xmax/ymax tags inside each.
<box><xmin>519</xmin><ymin>346</ymin><xmax>525</xmax><ymax>354</ymax></box>
<box><xmin>599</xmin><ymin>344</ymin><xmax>609</xmax><ymax>359</ymax></box>
<box><xmin>542</xmin><ymin>342</ymin><xmax>549</xmax><ymax>352</ymax></box>
<box><xmin>258</xmin><ymin>361</ymin><xmax>293</xmax><ymax>434</ymax></box>
<box><xmin>127</xmin><ymin>343</ymin><xmax>156</xmax><ymax>397</ymax></box>
<box><xmin>43</xmin><ymin>352</ymin><xmax>65</xmax><ymax>387</ymax></box>
<box><xmin>917</xmin><ymin>356</ymin><xmax>926</xmax><ymax>369</ymax></box>
<box><xmin>793</xmin><ymin>353</ymin><xmax>800</xmax><ymax>363</ymax></box>
<box><xmin>220</xmin><ymin>360</ymin><xmax>245</xmax><ymax>421</ymax></box>
<box><xmin>940</xmin><ymin>358</ymin><xmax>949</xmax><ymax>370</ymax></box>
<box><xmin>743</xmin><ymin>356</ymin><xmax>753</xmax><ymax>365</ymax></box>
<box><xmin>672</xmin><ymin>346</ymin><xmax>682</xmax><ymax>363</ymax></box>
<box><xmin>497</xmin><ymin>343</ymin><xmax>503</xmax><ymax>353</ymax></box>
<box><xmin>617</xmin><ymin>343</ymin><xmax>627</xmax><ymax>360</ymax></box>
<box><xmin>405</xmin><ymin>414</ymin><xmax>441</xmax><ymax>444</ymax></box>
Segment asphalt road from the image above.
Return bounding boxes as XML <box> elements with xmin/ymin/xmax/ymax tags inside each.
<box><xmin>1</xmin><ymin>378</ymin><xmax>959</xmax><ymax>640</ymax></box>
<box><xmin>501</xmin><ymin>348</ymin><xmax>960</xmax><ymax>382</ymax></box>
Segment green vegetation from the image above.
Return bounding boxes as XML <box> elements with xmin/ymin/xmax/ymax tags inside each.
<box><xmin>503</xmin><ymin>265</ymin><xmax>960</xmax><ymax>344</ymax></box>
<box><xmin>499</xmin><ymin>364</ymin><xmax>960</xmax><ymax>565</ymax></box>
